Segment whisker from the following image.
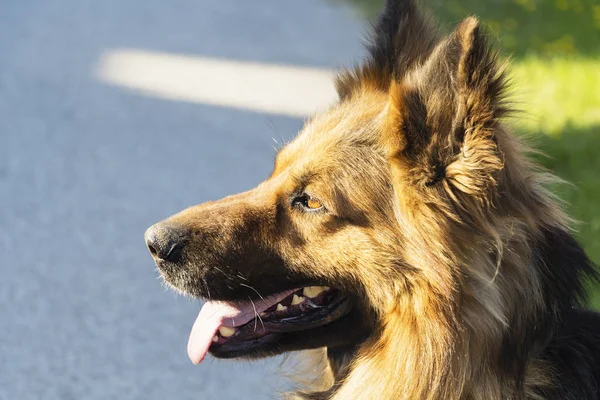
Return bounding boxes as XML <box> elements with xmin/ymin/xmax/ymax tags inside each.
<box><xmin>204</xmin><ymin>279</ymin><xmax>212</xmax><ymax>301</ymax></box>
<box><xmin>248</xmin><ymin>297</ymin><xmax>265</xmax><ymax>332</ymax></box>
<box><xmin>240</xmin><ymin>283</ymin><xmax>265</xmax><ymax>301</ymax></box>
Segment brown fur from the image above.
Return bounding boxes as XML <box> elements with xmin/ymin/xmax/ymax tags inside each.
<box><xmin>146</xmin><ymin>1</ymin><xmax>600</xmax><ymax>399</ymax></box>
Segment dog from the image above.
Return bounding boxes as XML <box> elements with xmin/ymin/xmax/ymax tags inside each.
<box><xmin>145</xmin><ymin>0</ymin><xmax>600</xmax><ymax>398</ymax></box>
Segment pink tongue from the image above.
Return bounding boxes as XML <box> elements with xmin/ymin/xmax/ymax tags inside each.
<box><xmin>187</xmin><ymin>289</ymin><xmax>298</xmax><ymax>364</ymax></box>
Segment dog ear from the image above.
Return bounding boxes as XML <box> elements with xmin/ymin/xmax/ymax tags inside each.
<box><xmin>385</xmin><ymin>17</ymin><xmax>508</xmax><ymax>199</ymax></box>
<box><xmin>335</xmin><ymin>0</ymin><xmax>438</xmax><ymax>99</ymax></box>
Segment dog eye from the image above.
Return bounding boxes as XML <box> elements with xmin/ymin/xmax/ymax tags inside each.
<box><xmin>293</xmin><ymin>194</ymin><xmax>324</xmax><ymax>211</ymax></box>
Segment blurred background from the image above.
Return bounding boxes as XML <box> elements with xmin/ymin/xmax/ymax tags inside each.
<box><xmin>1</xmin><ymin>1</ymin><xmax>598</xmax><ymax>399</ymax></box>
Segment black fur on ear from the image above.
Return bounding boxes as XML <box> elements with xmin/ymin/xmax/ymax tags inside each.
<box><xmin>388</xmin><ymin>17</ymin><xmax>509</xmax><ymax>200</ymax></box>
<box><xmin>336</xmin><ymin>0</ymin><xmax>439</xmax><ymax>99</ymax></box>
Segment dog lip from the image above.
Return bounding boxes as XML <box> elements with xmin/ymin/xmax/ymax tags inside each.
<box><xmin>187</xmin><ymin>286</ymin><xmax>343</xmax><ymax>364</ymax></box>
<box><xmin>209</xmin><ymin>290</ymin><xmax>352</xmax><ymax>358</ymax></box>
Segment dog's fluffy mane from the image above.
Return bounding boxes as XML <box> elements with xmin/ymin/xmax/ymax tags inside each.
<box><xmin>288</xmin><ymin>1</ymin><xmax>598</xmax><ymax>399</ymax></box>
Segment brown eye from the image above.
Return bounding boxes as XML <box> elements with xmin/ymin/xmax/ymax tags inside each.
<box><xmin>293</xmin><ymin>194</ymin><xmax>324</xmax><ymax>211</ymax></box>
<box><xmin>306</xmin><ymin>198</ymin><xmax>322</xmax><ymax>209</ymax></box>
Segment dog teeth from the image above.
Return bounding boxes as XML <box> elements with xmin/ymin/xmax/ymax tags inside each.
<box><xmin>219</xmin><ymin>326</ymin><xmax>236</xmax><ymax>337</ymax></box>
<box><xmin>302</xmin><ymin>286</ymin><xmax>329</xmax><ymax>298</ymax></box>
<box><xmin>291</xmin><ymin>294</ymin><xmax>305</xmax><ymax>305</ymax></box>
<box><xmin>212</xmin><ymin>335</ymin><xmax>219</xmax><ymax>343</ymax></box>
<box><xmin>276</xmin><ymin>303</ymin><xmax>288</xmax><ymax>311</ymax></box>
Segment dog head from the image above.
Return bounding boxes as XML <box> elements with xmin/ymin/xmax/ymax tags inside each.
<box><xmin>145</xmin><ymin>1</ymin><xmax>543</xmax><ymax>369</ymax></box>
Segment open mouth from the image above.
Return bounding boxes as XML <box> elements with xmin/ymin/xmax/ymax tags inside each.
<box><xmin>187</xmin><ymin>286</ymin><xmax>352</xmax><ymax>363</ymax></box>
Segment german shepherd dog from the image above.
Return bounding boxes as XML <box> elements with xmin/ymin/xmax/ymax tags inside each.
<box><xmin>145</xmin><ymin>0</ymin><xmax>600</xmax><ymax>398</ymax></box>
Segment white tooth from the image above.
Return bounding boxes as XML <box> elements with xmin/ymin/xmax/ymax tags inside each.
<box><xmin>291</xmin><ymin>294</ymin><xmax>305</xmax><ymax>305</ymax></box>
<box><xmin>302</xmin><ymin>286</ymin><xmax>329</xmax><ymax>298</ymax></box>
<box><xmin>276</xmin><ymin>303</ymin><xmax>288</xmax><ymax>311</ymax></box>
<box><xmin>219</xmin><ymin>326</ymin><xmax>236</xmax><ymax>337</ymax></box>
<box><xmin>212</xmin><ymin>335</ymin><xmax>219</xmax><ymax>342</ymax></box>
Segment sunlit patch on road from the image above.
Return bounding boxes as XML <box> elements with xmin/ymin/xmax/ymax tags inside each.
<box><xmin>96</xmin><ymin>49</ymin><xmax>339</xmax><ymax>117</ymax></box>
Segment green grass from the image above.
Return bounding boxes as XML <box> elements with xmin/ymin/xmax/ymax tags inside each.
<box><xmin>516</xmin><ymin>58</ymin><xmax>600</xmax><ymax>307</ymax></box>
<box><xmin>339</xmin><ymin>0</ymin><xmax>600</xmax><ymax>57</ymax></box>
<box><xmin>511</xmin><ymin>58</ymin><xmax>600</xmax><ymax>134</ymax></box>
<box><xmin>335</xmin><ymin>0</ymin><xmax>600</xmax><ymax>308</ymax></box>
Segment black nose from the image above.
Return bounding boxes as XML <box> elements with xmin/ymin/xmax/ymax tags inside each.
<box><xmin>144</xmin><ymin>223</ymin><xmax>186</xmax><ymax>263</ymax></box>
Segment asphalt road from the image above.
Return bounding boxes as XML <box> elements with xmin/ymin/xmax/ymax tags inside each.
<box><xmin>0</xmin><ymin>1</ymin><xmax>364</xmax><ymax>399</ymax></box>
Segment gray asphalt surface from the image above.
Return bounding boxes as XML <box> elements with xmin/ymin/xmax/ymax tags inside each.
<box><xmin>0</xmin><ymin>1</ymin><xmax>364</xmax><ymax>399</ymax></box>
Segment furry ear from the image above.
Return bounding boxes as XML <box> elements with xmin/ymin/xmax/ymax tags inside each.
<box><xmin>336</xmin><ymin>0</ymin><xmax>438</xmax><ymax>99</ymax></box>
<box><xmin>386</xmin><ymin>17</ymin><xmax>508</xmax><ymax>198</ymax></box>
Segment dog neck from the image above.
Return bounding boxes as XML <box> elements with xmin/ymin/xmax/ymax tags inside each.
<box><xmin>293</xmin><ymin>225</ymin><xmax>595</xmax><ymax>400</ymax></box>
